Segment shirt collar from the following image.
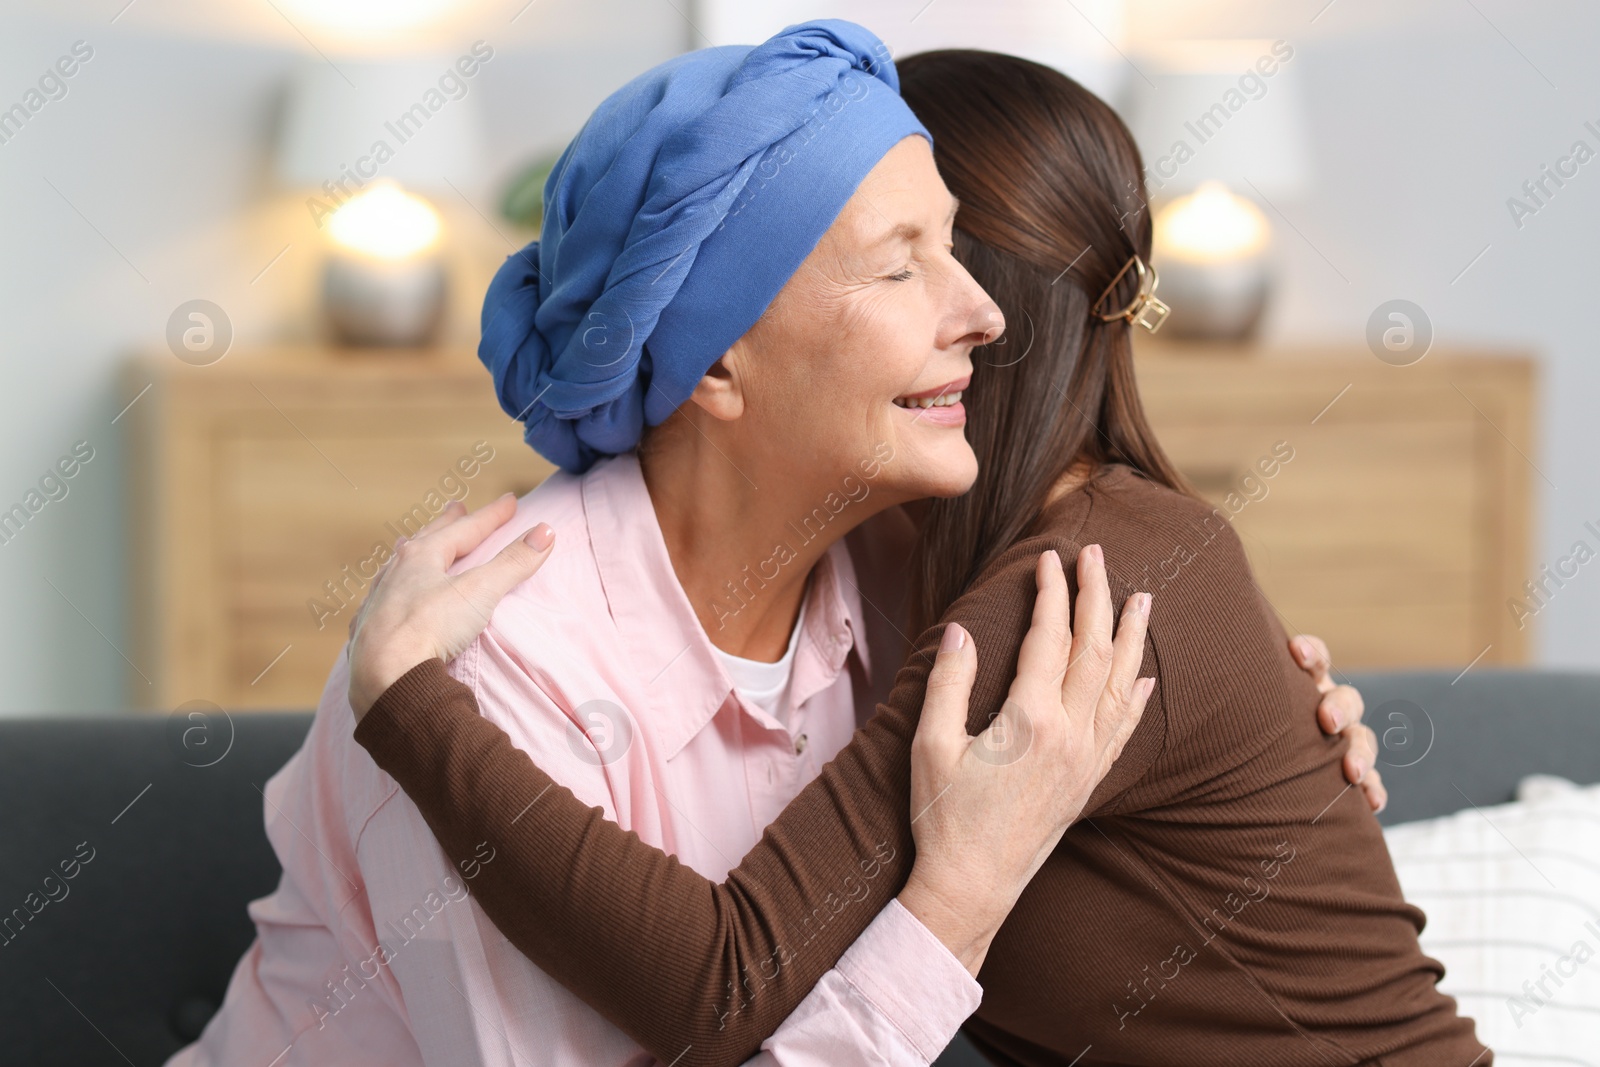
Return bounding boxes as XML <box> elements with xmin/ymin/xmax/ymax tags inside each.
<box><xmin>790</xmin><ymin>532</ymin><xmax>871</xmax><ymax>713</ymax></box>
<box><xmin>581</xmin><ymin>453</ymin><xmax>870</xmax><ymax>759</ymax></box>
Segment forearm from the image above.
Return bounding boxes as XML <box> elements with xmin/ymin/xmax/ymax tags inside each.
<box><xmin>744</xmin><ymin>900</ymin><xmax>981</xmax><ymax>1067</ymax></box>
<box><xmin>355</xmin><ymin>658</ymin><xmax>920</xmax><ymax>1067</ymax></box>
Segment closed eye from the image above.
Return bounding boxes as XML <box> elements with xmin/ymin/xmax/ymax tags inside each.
<box><xmin>885</xmin><ymin>268</ymin><xmax>915</xmax><ymax>282</ymax></box>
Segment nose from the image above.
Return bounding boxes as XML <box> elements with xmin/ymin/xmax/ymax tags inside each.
<box><xmin>942</xmin><ymin>258</ymin><xmax>1005</xmax><ymax>350</ymax></box>
<box><xmin>955</xmin><ymin>298</ymin><xmax>1005</xmax><ymax>350</ymax></box>
<box><xmin>972</xmin><ymin>302</ymin><xmax>1005</xmax><ymax>346</ymax></box>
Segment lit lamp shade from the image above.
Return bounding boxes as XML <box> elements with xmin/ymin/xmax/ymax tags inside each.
<box><xmin>1122</xmin><ymin>40</ymin><xmax>1312</xmax><ymax>341</ymax></box>
<box><xmin>277</xmin><ymin>56</ymin><xmax>486</xmax><ymax>195</ymax></box>
<box><xmin>276</xmin><ymin>57</ymin><xmax>486</xmax><ymax>347</ymax></box>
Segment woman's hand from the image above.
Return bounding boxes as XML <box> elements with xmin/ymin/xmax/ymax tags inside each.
<box><xmin>898</xmin><ymin>544</ymin><xmax>1153</xmax><ymax>977</ymax></box>
<box><xmin>346</xmin><ymin>493</ymin><xmax>555</xmax><ymax>721</ymax></box>
<box><xmin>1290</xmin><ymin>634</ymin><xmax>1386</xmax><ymax>813</ymax></box>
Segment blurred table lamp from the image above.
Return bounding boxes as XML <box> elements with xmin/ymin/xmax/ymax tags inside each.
<box><xmin>277</xmin><ymin>57</ymin><xmax>485</xmax><ymax>347</ymax></box>
<box><xmin>1124</xmin><ymin>41</ymin><xmax>1311</xmax><ymax>341</ymax></box>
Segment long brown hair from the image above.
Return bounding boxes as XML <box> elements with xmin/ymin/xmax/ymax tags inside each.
<box><xmin>897</xmin><ymin>50</ymin><xmax>1193</xmax><ymax>632</ymax></box>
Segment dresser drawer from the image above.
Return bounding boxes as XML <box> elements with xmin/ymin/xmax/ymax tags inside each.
<box><xmin>125</xmin><ymin>348</ymin><xmax>553</xmax><ymax>711</ymax></box>
<box><xmin>1137</xmin><ymin>347</ymin><xmax>1534</xmax><ymax>669</ymax></box>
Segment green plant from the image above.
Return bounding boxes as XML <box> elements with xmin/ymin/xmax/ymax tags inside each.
<box><xmin>501</xmin><ymin>154</ymin><xmax>559</xmax><ymax>230</ymax></box>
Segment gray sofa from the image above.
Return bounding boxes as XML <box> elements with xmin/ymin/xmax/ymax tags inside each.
<box><xmin>1</xmin><ymin>670</ymin><xmax>1596</xmax><ymax>1065</ymax></box>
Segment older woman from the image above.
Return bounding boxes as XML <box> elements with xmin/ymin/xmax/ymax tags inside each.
<box><xmin>339</xmin><ymin>41</ymin><xmax>1487</xmax><ymax>1067</ymax></box>
<box><xmin>171</xmin><ymin>22</ymin><xmax>1154</xmax><ymax>1067</ymax></box>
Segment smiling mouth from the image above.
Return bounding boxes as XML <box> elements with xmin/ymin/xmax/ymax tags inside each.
<box><xmin>892</xmin><ymin>376</ymin><xmax>970</xmax><ymax>410</ymax></box>
<box><xmin>892</xmin><ymin>390</ymin><xmax>962</xmax><ymax>410</ymax></box>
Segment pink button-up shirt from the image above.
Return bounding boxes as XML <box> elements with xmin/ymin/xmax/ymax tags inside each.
<box><xmin>170</xmin><ymin>453</ymin><xmax>980</xmax><ymax>1067</ymax></box>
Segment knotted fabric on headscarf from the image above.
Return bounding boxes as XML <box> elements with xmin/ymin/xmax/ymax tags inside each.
<box><xmin>479</xmin><ymin>20</ymin><xmax>929</xmax><ymax>472</ymax></box>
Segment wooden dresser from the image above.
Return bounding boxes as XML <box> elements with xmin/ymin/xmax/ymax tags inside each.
<box><xmin>123</xmin><ymin>347</ymin><xmax>553</xmax><ymax>711</ymax></box>
<box><xmin>1134</xmin><ymin>341</ymin><xmax>1534</xmax><ymax>671</ymax></box>
<box><xmin>124</xmin><ymin>343</ymin><xmax>1535</xmax><ymax>711</ymax></box>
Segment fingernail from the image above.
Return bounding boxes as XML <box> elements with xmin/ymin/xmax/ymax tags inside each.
<box><xmin>1141</xmin><ymin>677</ymin><xmax>1155</xmax><ymax>698</ymax></box>
<box><xmin>940</xmin><ymin>623</ymin><xmax>967</xmax><ymax>654</ymax></box>
<box><xmin>525</xmin><ymin>523</ymin><xmax>555</xmax><ymax>551</ymax></box>
<box><xmin>1088</xmin><ymin>543</ymin><xmax>1103</xmax><ymax>563</ymax></box>
<box><xmin>1294</xmin><ymin>637</ymin><xmax>1312</xmax><ymax>661</ymax></box>
<box><xmin>1044</xmin><ymin>549</ymin><xmax>1061</xmax><ymax>567</ymax></box>
<box><xmin>1136</xmin><ymin>592</ymin><xmax>1152</xmax><ymax>617</ymax></box>
<box><xmin>1353</xmin><ymin>759</ymin><xmax>1368</xmax><ymax>782</ymax></box>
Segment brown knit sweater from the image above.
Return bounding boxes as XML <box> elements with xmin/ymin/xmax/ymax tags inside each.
<box><xmin>354</xmin><ymin>465</ymin><xmax>1489</xmax><ymax>1067</ymax></box>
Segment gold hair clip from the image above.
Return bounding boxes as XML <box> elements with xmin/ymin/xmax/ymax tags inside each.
<box><xmin>1093</xmin><ymin>255</ymin><xmax>1169</xmax><ymax>334</ymax></box>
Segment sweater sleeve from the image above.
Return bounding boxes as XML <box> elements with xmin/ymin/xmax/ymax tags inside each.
<box><xmin>352</xmin><ymin>532</ymin><xmax>1163</xmax><ymax>1067</ymax></box>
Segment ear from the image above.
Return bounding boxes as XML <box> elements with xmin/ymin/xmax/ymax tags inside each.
<box><xmin>687</xmin><ymin>344</ymin><xmax>749</xmax><ymax>423</ymax></box>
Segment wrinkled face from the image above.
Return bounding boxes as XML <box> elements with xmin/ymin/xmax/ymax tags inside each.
<box><xmin>710</xmin><ymin>136</ymin><xmax>1004</xmax><ymax>506</ymax></box>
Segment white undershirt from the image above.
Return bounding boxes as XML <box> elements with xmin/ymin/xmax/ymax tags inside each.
<box><xmin>714</xmin><ymin>586</ymin><xmax>809</xmax><ymax>731</ymax></box>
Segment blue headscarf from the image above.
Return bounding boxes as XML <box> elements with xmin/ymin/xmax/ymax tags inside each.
<box><xmin>479</xmin><ymin>20</ymin><xmax>930</xmax><ymax>472</ymax></box>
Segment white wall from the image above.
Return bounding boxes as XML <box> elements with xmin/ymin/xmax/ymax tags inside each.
<box><xmin>1236</xmin><ymin>2</ymin><xmax>1600</xmax><ymax>669</ymax></box>
<box><xmin>0</xmin><ymin>0</ymin><xmax>1593</xmax><ymax>712</ymax></box>
<box><xmin>695</xmin><ymin>0</ymin><xmax>1127</xmax><ymax>100</ymax></box>
<box><xmin>0</xmin><ymin>1</ymin><xmax>687</xmax><ymax>713</ymax></box>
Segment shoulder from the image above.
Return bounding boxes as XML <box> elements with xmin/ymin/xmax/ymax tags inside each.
<box><xmin>448</xmin><ymin>464</ymin><xmax>608</xmax><ymax>633</ymax></box>
<box><xmin>1072</xmin><ymin>468</ymin><xmax>1282</xmax><ymax>655</ymax></box>
<box><xmin>1079</xmin><ymin>467</ymin><xmax>1256</xmax><ymax>609</ymax></box>
<box><xmin>450</xmin><ymin>466</ymin><xmax>590</xmax><ymax>587</ymax></box>
<box><xmin>1080</xmin><ymin>469</ymin><xmax>1316</xmax><ymax>752</ymax></box>
<box><xmin>447</xmin><ymin>461</ymin><xmax>607</xmax><ymax>697</ymax></box>
<box><xmin>947</xmin><ymin>466</ymin><xmax>1245</xmax><ymax>623</ymax></box>
<box><xmin>440</xmin><ymin>464</ymin><xmax>634</xmax><ymax>800</ymax></box>
<box><xmin>946</xmin><ymin>465</ymin><xmax>1299</xmax><ymax>721</ymax></box>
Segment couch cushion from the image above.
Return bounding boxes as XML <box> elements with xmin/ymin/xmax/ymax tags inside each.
<box><xmin>1343</xmin><ymin>669</ymin><xmax>1600</xmax><ymax>827</ymax></box>
<box><xmin>0</xmin><ymin>710</ymin><xmax>312</xmax><ymax>1065</ymax></box>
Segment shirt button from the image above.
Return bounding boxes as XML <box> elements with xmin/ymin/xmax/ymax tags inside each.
<box><xmin>794</xmin><ymin>733</ymin><xmax>808</xmax><ymax>755</ymax></box>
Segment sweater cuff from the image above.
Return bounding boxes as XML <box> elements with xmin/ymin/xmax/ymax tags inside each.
<box><xmin>833</xmin><ymin>897</ymin><xmax>983</xmax><ymax>1060</ymax></box>
<box><xmin>353</xmin><ymin>657</ymin><xmax>469</xmax><ymax>756</ymax></box>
